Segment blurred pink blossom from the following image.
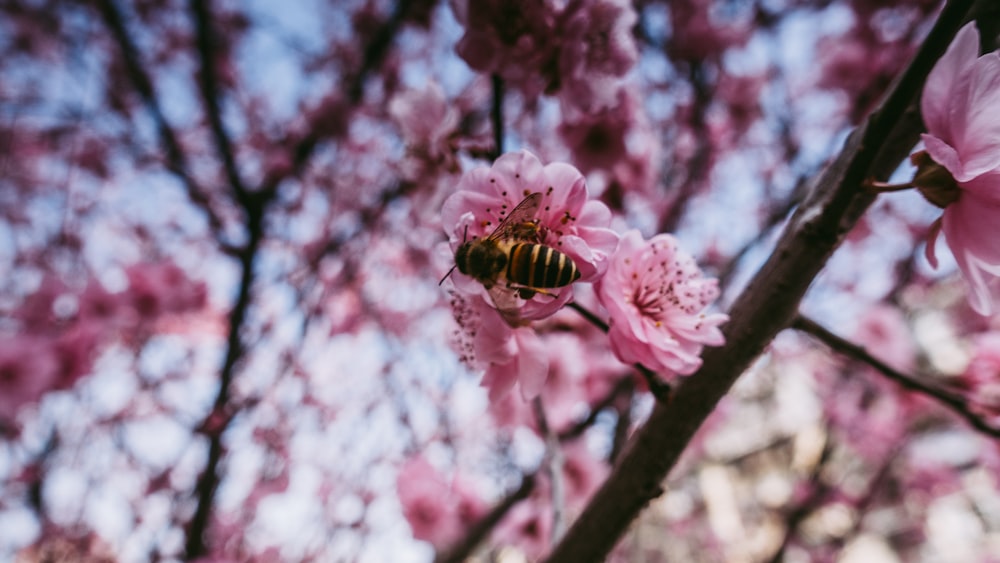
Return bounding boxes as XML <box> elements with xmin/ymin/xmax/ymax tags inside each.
<box><xmin>919</xmin><ymin>22</ymin><xmax>1000</xmax><ymax>315</ymax></box>
<box><xmin>561</xmin><ymin>441</ymin><xmax>608</xmax><ymax>510</ymax></box>
<box><xmin>452</xmin><ymin>0</ymin><xmax>559</xmax><ymax>96</ymax></box>
<box><xmin>125</xmin><ymin>261</ymin><xmax>207</xmax><ymax>319</ymax></box>
<box><xmin>853</xmin><ymin>304</ymin><xmax>915</xmax><ymax>373</ymax></box>
<box><xmin>596</xmin><ymin>230</ymin><xmax>727</xmax><ymax>378</ymax></box>
<box><xmin>0</xmin><ymin>335</ymin><xmax>60</xmax><ymax>421</ymax></box>
<box><xmin>494</xmin><ymin>495</ymin><xmax>552</xmax><ymax>559</ymax></box>
<box><xmin>396</xmin><ymin>456</ymin><xmax>486</xmax><ymax>549</ymax></box>
<box><xmin>666</xmin><ymin>1</ymin><xmax>749</xmax><ymax>62</ymax></box>
<box><xmin>559</xmin><ymin>90</ymin><xmax>634</xmax><ymax>173</ymax></box>
<box><xmin>388</xmin><ymin>81</ymin><xmax>461</xmax><ymax>178</ymax></box>
<box><xmin>958</xmin><ymin>332</ymin><xmax>1000</xmax><ymax>420</ymax></box>
<box><xmin>558</xmin><ymin>0</ymin><xmax>638</xmax><ymax>114</ymax></box>
<box><xmin>441</xmin><ymin>150</ymin><xmax>618</xmax><ymax>323</ymax></box>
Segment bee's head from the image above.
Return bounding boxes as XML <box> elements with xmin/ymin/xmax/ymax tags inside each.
<box><xmin>454</xmin><ymin>241</ymin><xmax>472</xmax><ymax>275</ymax></box>
<box><xmin>439</xmin><ymin>225</ymin><xmax>471</xmax><ymax>285</ymax></box>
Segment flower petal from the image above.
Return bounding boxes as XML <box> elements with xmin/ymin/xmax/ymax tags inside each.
<box><xmin>922</xmin><ymin>22</ymin><xmax>980</xmax><ymax>142</ymax></box>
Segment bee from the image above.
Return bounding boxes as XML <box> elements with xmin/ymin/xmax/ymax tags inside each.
<box><xmin>440</xmin><ymin>192</ymin><xmax>581</xmax><ymax>321</ymax></box>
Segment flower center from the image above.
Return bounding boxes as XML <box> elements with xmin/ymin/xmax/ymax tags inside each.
<box><xmin>633</xmin><ymin>282</ymin><xmax>669</xmax><ymax>323</ymax></box>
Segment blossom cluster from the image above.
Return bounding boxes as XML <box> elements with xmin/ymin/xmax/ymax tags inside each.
<box><xmin>440</xmin><ymin>150</ymin><xmax>728</xmax><ymax>400</ymax></box>
<box><xmin>0</xmin><ymin>262</ymin><xmax>207</xmax><ymax>425</ymax></box>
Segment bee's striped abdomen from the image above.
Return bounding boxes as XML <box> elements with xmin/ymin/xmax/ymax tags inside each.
<box><xmin>508</xmin><ymin>243</ymin><xmax>580</xmax><ymax>288</ymax></box>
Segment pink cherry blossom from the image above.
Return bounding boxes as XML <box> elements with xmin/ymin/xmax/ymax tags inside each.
<box><xmin>919</xmin><ymin>22</ymin><xmax>1000</xmax><ymax>315</ymax></box>
<box><xmin>451</xmin><ymin>0</ymin><xmax>559</xmax><ymax>96</ymax></box>
<box><xmin>666</xmin><ymin>0</ymin><xmax>750</xmax><ymax>62</ymax></box>
<box><xmin>558</xmin><ymin>0</ymin><xmax>638</xmax><ymax>115</ymax></box>
<box><xmin>560</xmin><ymin>441</ymin><xmax>608</xmax><ymax>510</ymax></box>
<box><xmin>396</xmin><ymin>456</ymin><xmax>486</xmax><ymax>548</ymax></box>
<box><xmin>124</xmin><ymin>262</ymin><xmax>208</xmax><ymax>319</ymax></box>
<box><xmin>476</xmin><ymin>304</ymin><xmax>550</xmax><ymax>400</ymax></box>
<box><xmin>441</xmin><ymin>150</ymin><xmax>619</xmax><ymax>323</ymax></box>
<box><xmin>397</xmin><ymin>456</ymin><xmax>459</xmax><ymax>547</ymax></box>
<box><xmin>596</xmin><ymin>230</ymin><xmax>727</xmax><ymax>378</ymax></box>
<box><xmin>494</xmin><ymin>494</ymin><xmax>552</xmax><ymax>559</ymax></box>
<box><xmin>388</xmin><ymin>81</ymin><xmax>461</xmax><ymax>178</ymax></box>
<box><xmin>558</xmin><ymin>89</ymin><xmax>635</xmax><ymax>173</ymax></box>
<box><xmin>853</xmin><ymin>304</ymin><xmax>915</xmax><ymax>373</ymax></box>
<box><xmin>0</xmin><ymin>335</ymin><xmax>60</xmax><ymax>421</ymax></box>
<box><xmin>957</xmin><ymin>332</ymin><xmax>1000</xmax><ymax>421</ymax></box>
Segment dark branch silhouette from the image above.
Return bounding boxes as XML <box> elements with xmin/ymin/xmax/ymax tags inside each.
<box><xmin>792</xmin><ymin>314</ymin><xmax>1000</xmax><ymax>439</ymax></box>
<box><xmin>544</xmin><ymin>3</ymin><xmax>977</xmax><ymax>560</ymax></box>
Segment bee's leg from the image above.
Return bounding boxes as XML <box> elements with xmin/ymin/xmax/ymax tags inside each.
<box><xmin>507</xmin><ymin>283</ymin><xmax>561</xmax><ymax>300</ymax></box>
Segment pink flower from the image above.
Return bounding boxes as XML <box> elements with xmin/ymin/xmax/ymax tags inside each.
<box><xmin>558</xmin><ymin>89</ymin><xmax>635</xmax><ymax>173</ymax></box>
<box><xmin>441</xmin><ymin>150</ymin><xmax>618</xmax><ymax>323</ymax></box>
<box><xmin>451</xmin><ymin>293</ymin><xmax>549</xmax><ymax>400</ymax></box>
<box><xmin>853</xmin><ymin>305</ymin><xmax>915</xmax><ymax>373</ymax></box>
<box><xmin>596</xmin><ymin>230</ymin><xmax>727</xmax><ymax>378</ymax></box>
<box><xmin>919</xmin><ymin>22</ymin><xmax>1000</xmax><ymax>315</ymax></box>
<box><xmin>125</xmin><ymin>261</ymin><xmax>207</xmax><ymax>319</ymax></box>
<box><xmin>477</xmin><ymin>312</ymin><xmax>550</xmax><ymax>400</ymax></box>
<box><xmin>958</xmin><ymin>332</ymin><xmax>1000</xmax><ymax>420</ymax></box>
<box><xmin>396</xmin><ymin>456</ymin><xmax>486</xmax><ymax>548</ymax></box>
<box><xmin>0</xmin><ymin>335</ymin><xmax>60</xmax><ymax>421</ymax></box>
<box><xmin>451</xmin><ymin>0</ymin><xmax>559</xmax><ymax>96</ymax></box>
<box><xmin>388</xmin><ymin>81</ymin><xmax>460</xmax><ymax>178</ymax></box>
<box><xmin>494</xmin><ymin>496</ymin><xmax>552</xmax><ymax>559</ymax></box>
<box><xmin>665</xmin><ymin>0</ymin><xmax>749</xmax><ymax>62</ymax></box>
<box><xmin>558</xmin><ymin>0</ymin><xmax>638</xmax><ymax>114</ymax></box>
<box><xmin>560</xmin><ymin>441</ymin><xmax>607</xmax><ymax>510</ymax></box>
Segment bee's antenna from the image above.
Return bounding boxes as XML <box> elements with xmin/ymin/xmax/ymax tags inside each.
<box><xmin>439</xmin><ymin>264</ymin><xmax>458</xmax><ymax>286</ymax></box>
<box><xmin>439</xmin><ymin>225</ymin><xmax>469</xmax><ymax>286</ymax></box>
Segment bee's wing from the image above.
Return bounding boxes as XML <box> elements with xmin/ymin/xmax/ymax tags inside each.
<box><xmin>487</xmin><ymin>285</ymin><xmax>524</xmax><ymax>325</ymax></box>
<box><xmin>488</xmin><ymin>192</ymin><xmax>542</xmax><ymax>241</ymax></box>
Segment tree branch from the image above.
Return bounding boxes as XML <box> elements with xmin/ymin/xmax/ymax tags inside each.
<box><xmin>189</xmin><ymin>0</ymin><xmax>250</xmax><ymax>203</ymax></box>
<box><xmin>491</xmin><ymin>74</ymin><xmax>504</xmax><ymax>161</ymax></box>
<box><xmin>792</xmin><ymin>314</ymin><xmax>1000</xmax><ymax>438</ymax></box>
<box><xmin>544</xmin><ymin>2</ymin><xmax>976</xmax><ymax>561</ymax></box>
<box><xmin>433</xmin><ymin>474</ymin><xmax>537</xmax><ymax>563</ymax></box>
<box><xmin>182</xmin><ymin>2</ymin><xmax>415</xmax><ymax>555</ymax></box>
<box><xmin>95</xmin><ymin>0</ymin><xmax>226</xmax><ymax>236</ymax></box>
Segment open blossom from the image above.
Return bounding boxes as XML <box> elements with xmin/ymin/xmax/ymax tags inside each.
<box><xmin>441</xmin><ymin>150</ymin><xmax>618</xmax><ymax>322</ymax></box>
<box><xmin>917</xmin><ymin>22</ymin><xmax>1000</xmax><ymax>315</ymax></box>
<box><xmin>596</xmin><ymin>230</ymin><xmax>727</xmax><ymax>378</ymax></box>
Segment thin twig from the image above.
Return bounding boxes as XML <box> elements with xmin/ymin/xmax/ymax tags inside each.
<box><xmin>433</xmin><ymin>474</ymin><xmax>537</xmax><ymax>563</ymax></box>
<box><xmin>792</xmin><ymin>314</ymin><xmax>1000</xmax><ymax>439</ymax></box>
<box><xmin>557</xmin><ymin>375</ymin><xmax>635</xmax><ymax>441</ymax></box>
<box><xmin>534</xmin><ymin>398</ymin><xmax>566</xmax><ymax>545</ymax></box>
<box><xmin>189</xmin><ymin>0</ymin><xmax>249</xmax><ymax>203</ymax></box>
<box><xmin>491</xmin><ymin>74</ymin><xmax>504</xmax><ymax>161</ymax></box>
<box><xmin>95</xmin><ymin>0</ymin><xmax>226</xmax><ymax>236</ymax></box>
